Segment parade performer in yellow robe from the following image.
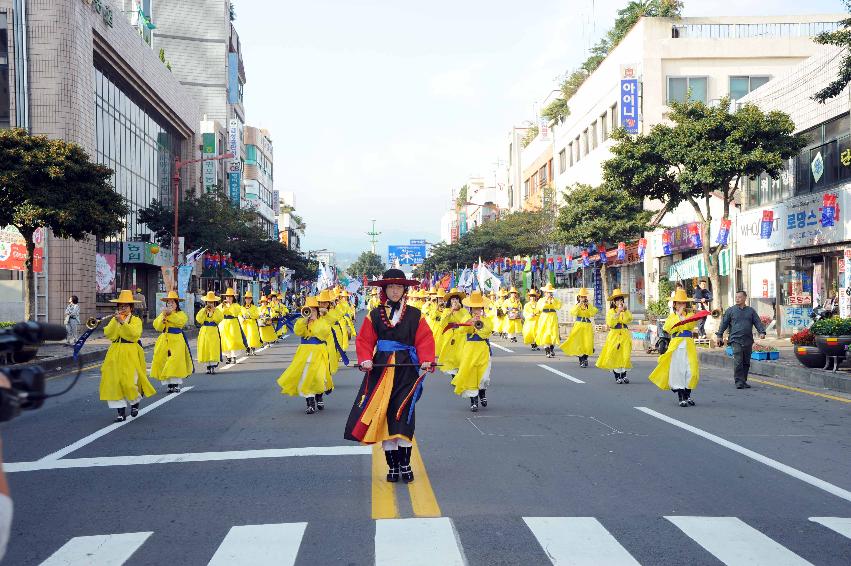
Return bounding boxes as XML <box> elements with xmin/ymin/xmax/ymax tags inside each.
<box><xmin>196</xmin><ymin>291</ymin><xmax>224</xmax><ymax>374</ymax></box>
<box><xmin>258</xmin><ymin>295</ymin><xmax>279</xmax><ymax>345</ymax></box>
<box><xmin>99</xmin><ymin>290</ymin><xmax>156</xmax><ymax>422</ymax></box>
<box><xmin>340</xmin><ymin>289</ymin><xmax>357</xmax><ymax>337</ymax></box>
<box><xmin>368</xmin><ymin>287</ymin><xmax>381</xmax><ymax>310</ymax></box>
<box><xmin>649</xmin><ymin>289</ymin><xmax>700</xmax><ymax>407</ymax></box>
<box><xmin>596</xmin><ymin>289</ymin><xmax>633</xmax><ymax>383</ymax></box>
<box><xmin>218</xmin><ymin>288</ymin><xmax>246</xmax><ymax>364</ymax></box>
<box><xmin>241</xmin><ymin>290</ymin><xmax>262</xmax><ymax>355</ymax></box>
<box><xmin>276</xmin><ymin>296</ymin><xmax>333</xmax><ymax>414</ymax></box>
<box><xmin>318</xmin><ymin>290</ymin><xmax>342</xmax><ymax>399</ymax></box>
<box><xmin>151</xmin><ymin>291</ymin><xmax>194</xmax><ymax>393</ymax></box>
<box><xmin>560</xmin><ymin>288</ymin><xmax>598</xmax><ymax>367</ymax></box>
<box><xmin>487</xmin><ymin>291</ymin><xmax>499</xmax><ymax>331</ymax></box>
<box><xmin>432</xmin><ymin>287</ymin><xmax>447</xmax><ymax>342</ymax></box>
<box><xmin>451</xmin><ymin>291</ymin><xmax>493</xmax><ymax>412</ymax></box>
<box><xmin>439</xmin><ymin>289</ymin><xmax>470</xmax><ymax>374</ymax></box>
<box><xmin>535</xmin><ymin>283</ymin><xmax>562</xmax><ymax>358</ymax></box>
<box><xmin>503</xmin><ymin>287</ymin><xmax>523</xmax><ymax>343</ymax></box>
<box><xmin>522</xmin><ymin>289</ymin><xmax>541</xmax><ymax>350</ymax></box>
<box><xmin>494</xmin><ymin>289</ymin><xmax>509</xmax><ymax>338</ymax></box>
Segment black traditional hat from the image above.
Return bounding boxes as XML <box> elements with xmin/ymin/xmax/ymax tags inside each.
<box><xmin>367</xmin><ymin>268</ymin><xmax>421</xmax><ymax>287</ymax></box>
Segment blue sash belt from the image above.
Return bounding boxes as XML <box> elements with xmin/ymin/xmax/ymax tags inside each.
<box><xmin>163</xmin><ymin>327</ymin><xmax>194</xmax><ymax>372</ymax></box>
<box><xmin>467</xmin><ymin>334</ymin><xmax>492</xmax><ymax>355</ymax></box>
<box><xmin>330</xmin><ymin>326</ymin><xmax>350</xmax><ymax>366</ymax></box>
<box><xmin>166</xmin><ymin>327</ymin><xmax>183</xmax><ymax>334</ymax></box>
<box><xmin>223</xmin><ymin>315</ymin><xmax>237</xmax><ymax>319</ymax></box>
<box><xmin>376</xmin><ymin>339</ymin><xmax>420</xmax><ymax>367</ymax></box>
<box><xmin>577</xmin><ymin>317</ymin><xmax>591</xmax><ymax>323</ymax></box>
<box><xmin>613</xmin><ymin>323</ymin><xmax>627</xmax><ymax>329</ymax></box>
<box><xmin>301</xmin><ymin>337</ymin><xmax>324</xmax><ymax>345</ymax></box>
<box><xmin>674</xmin><ymin>330</ymin><xmax>693</xmax><ymax>338</ymax></box>
<box><xmin>543</xmin><ymin>309</ymin><xmax>557</xmax><ymax>313</ymax></box>
<box><xmin>203</xmin><ymin>321</ymin><xmax>218</xmax><ymax>327</ymax></box>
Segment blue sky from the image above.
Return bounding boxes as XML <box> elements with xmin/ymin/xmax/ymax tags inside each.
<box><xmin>239</xmin><ymin>0</ymin><xmax>847</xmax><ymax>261</ymax></box>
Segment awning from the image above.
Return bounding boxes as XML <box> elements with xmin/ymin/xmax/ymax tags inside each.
<box><xmin>668</xmin><ymin>249</ymin><xmax>731</xmax><ymax>281</ymax></box>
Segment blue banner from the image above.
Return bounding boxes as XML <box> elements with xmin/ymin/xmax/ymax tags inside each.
<box><xmin>620</xmin><ymin>78</ymin><xmax>639</xmax><ymax>134</ymax></box>
<box><xmin>388</xmin><ymin>245</ymin><xmax>427</xmax><ymax>266</ymax></box>
<box><xmin>228</xmin><ymin>172</ymin><xmax>241</xmax><ymax>207</ymax></box>
<box><xmin>177</xmin><ymin>265</ymin><xmax>193</xmax><ymax>299</ymax></box>
<box><xmin>227</xmin><ymin>52</ymin><xmax>240</xmax><ymax>104</ymax></box>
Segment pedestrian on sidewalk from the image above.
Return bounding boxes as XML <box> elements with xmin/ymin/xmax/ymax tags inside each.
<box><xmin>151</xmin><ymin>291</ymin><xmax>194</xmax><ymax>393</ymax></box>
<box><xmin>560</xmin><ymin>288</ymin><xmax>597</xmax><ymax>366</ymax></box>
<box><xmin>536</xmin><ymin>283</ymin><xmax>562</xmax><ymax>358</ymax></box>
<box><xmin>345</xmin><ymin>269</ymin><xmax>436</xmax><ymax>484</ymax></box>
<box><xmin>649</xmin><ymin>289</ymin><xmax>699</xmax><ymax>407</ymax></box>
<box><xmin>240</xmin><ymin>291</ymin><xmax>261</xmax><ymax>356</ymax></box>
<box><xmin>522</xmin><ymin>289</ymin><xmax>541</xmax><ymax>351</ymax></box>
<box><xmin>99</xmin><ymin>290</ymin><xmax>156</xmax><ymax>422</ymax></box>
<box><xmin>276</xmin><ymin>295</ymin><xmax>332</xmax><ymax>414</ymax></box>
<box><xmin>218</xmin><ymin>288</ymin><xmax>246</xmax><ymax>365</ymax></box>
<box><xmin>715</xmin><ymin>290</ymin><xmax>766</xmax><ymax>389</ymax></box>
<box><xmin>694</xmin><ymin>280</ymin><xmax>713</xmax><ymax>337</ymax></box>
<box><xmin>64</xmin><ymin>296</ymin><xmax>80</xmax><ymax>345</ymax></box>
<box><xmin>451</xmin><ymin>291</ymin><xmax>493</xmax><ymax>412</ymax></box>
<box><xmin>196</xmin><ymin>291</ymin><xmax>224</xmax><ymax>374</ymax></box>
<box><xmin>596</xmin><ymin>289</ymin><xmax>633</xmax><ymax>383</ymax></box>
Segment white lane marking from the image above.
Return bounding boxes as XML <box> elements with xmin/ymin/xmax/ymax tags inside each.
<box><xmin>666</xmin><ymin>516</ymin><xmax>813</xmax><ymax>566</ymax></box>
<box><xmin>375</xmin><ymin>517</ymin><xmax>467</xmax><ymax>566</ymax></box>
<box><xmin>810</xmin><ymin>517</ymin><xmax>851</xmax><ymax>539</ymax></box>
<box><xmin>40</xmin><ymin>532</ymin><xmax>153</xmax><ymax>566</ymax></box>
<box><xmin>524</xmin><ymin>517</ymin><xmax>640</xmax><ymax>565</ymax></box>
<box><xmin>491</xmin><ymin>343</ymin><xmax>514</xmax><ymax>353</ymax></box>
<box><xmin>637</xmin><ymin>407</ymin><xmax>851</xmax><ymax>504</ymax></box>
<box><xmin>538</xmin><ymin>364</ymin><xmax>585</xmax><ymax>384</ymax></box>
<box><xmin>39</xmin><ymin>387</ymin><xmax>194</xmax><ymax>462</ymax></box>
<box><xmin>207</xmin><ymin>523</ymin><xmax>307</xmax><ymax>566</ymax></box>
<box><xmin>8</xmin><ymin>445</ymin><xmax>372</xmax><ymax>473</ymax></box>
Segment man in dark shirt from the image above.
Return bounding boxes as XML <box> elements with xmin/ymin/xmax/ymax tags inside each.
<box><xmin>715</xmin><ymin>291</ymin><xmax>767</xmax><ymax>389</ymax></box>
<box><xmin>693</xmin><ymin>280</ymin><xmax>712</xmax><ymax>337</ymax></box>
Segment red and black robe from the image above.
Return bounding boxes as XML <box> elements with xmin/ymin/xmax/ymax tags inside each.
<box><xmin>344</xmin><ymin>303</ymin><xmax>435</xmax><ymax>444</ymax></box>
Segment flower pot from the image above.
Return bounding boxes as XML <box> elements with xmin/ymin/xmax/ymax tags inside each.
<box><xmin>814</xmin><ymin>335</ymin><xmax>851</xmax><ymax>358</ymax></box>
<box><xmin>794</xmin><ymin>345</ymin><xmax>826</xmax><ymax>368</ymax></box>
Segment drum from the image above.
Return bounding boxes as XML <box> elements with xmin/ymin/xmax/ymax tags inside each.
<box><xmin>508</xmin><ymin>308</ymin><xmax>521</xmax><ymax>320</ymax></box>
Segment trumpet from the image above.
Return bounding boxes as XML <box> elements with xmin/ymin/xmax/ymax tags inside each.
<box><xmin>86</xmin><ymin>314</ymin><xmax>115</xmax><ymax>329</ymax></box>
<box><xmin>300</xmin><ymin>306</ymin><xmax>313</xmax><ymax>317</ymax></box>
<box><xmin>473</xmin><ymin>319</ymin><xmax>484</xmax><ymax>330</ymax></box>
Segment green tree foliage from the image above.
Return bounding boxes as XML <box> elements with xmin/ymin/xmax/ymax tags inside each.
<box><xmin>603</xmin><ymin>98</ymin><xmax>806</xmax><ymax>308</ymax></box>
<box><xmin>543</xmin><ymin>0</ymin><xmax>683</xmax><ymax>125</ymax></box>
<box><xmin>347</xmin><ymin>251</ymin><xmax>386</xmax><ymax>279</ymax></box>
<box><xmin>0</xmin><ymin>129</ymin><xmax>128</xmax><ymax>320</ymax></box>
<box><xmin>556</xmin><ymin>183</ymin><xmax>652</xmax><ymax>300</ymax></box>
<box><xmin>813</xmin><ymin>1</ymin><xmax>851</xmax><ymax>103</ymax></box>
<box><xmin>455</xmin><ymin>184</ymin><xmax>469</xmax><ymax>210</ymax></box>
<box><xmin>521</xmin><ymin>124</ymin><xmax>539</xmax><ymax>148</ymax></box>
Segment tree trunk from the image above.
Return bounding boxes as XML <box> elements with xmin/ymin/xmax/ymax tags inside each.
<box><xmin>700</xmin><ymin>221</ymin><xmax>722</xmax><ymax>312</ymax></box>
<box><xmin>22</xmin><ymin>228</ymin><xmax>36</xmax><ymax>321</ymax></box>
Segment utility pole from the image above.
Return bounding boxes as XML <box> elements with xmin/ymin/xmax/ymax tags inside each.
<box><xmin>367</xmin><ymin>219</ymin><xmax>381</xmax><ymax>254</ymax></box>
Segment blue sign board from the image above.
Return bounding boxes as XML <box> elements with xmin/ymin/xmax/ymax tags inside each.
<box><xmin>388</xmin><ymin>245</ymin><xmax>427</xmax><ymax>266</ymax></box>
<box><xmin>227</xmin><ymin>52</ymin><xmax>240</xmax><ymax>104</ymax></box>
<box><xmin>619</xmin><ymin>78</ymin><xmax>639</xmax><ymax>134</ymax></box>
<box><xmin>410</xmin><ymin>239</ymin><xmax>426</xmax><ymax>245</ymax></box>
<box><xmin>228</xmin><ymin>171</ymin><xmax>241</xmax><ymax>207</ymax></box>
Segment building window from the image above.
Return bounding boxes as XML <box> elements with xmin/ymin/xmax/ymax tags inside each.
<box><xmin>523</xmin><ymin>179</ymin><xmax>530</xmax><ymax>200</ymax></box>
<box><xmin>0</xmin><ymin>12</ymin><xmax>8</xmax><ymax>129</ymax></box>
<box><xmin>559</xmin><ymin>149</ymin><xmax>567</xmax><ymax>173</ymax></box>
<box><xmin>600</xmin><ymin>112</ymin><xmax>608</xmax><ymax>141</ymax></box>
<box><xmin>591</xmin><ymin>120</ymin><xmax>598</xmax><ymax>149</ymax></box>
<box><xmin>538</xmin><ymin>165</ymin><xmax>547</xmax><ymax>187</ymax></box>
<box><xmin>582</xmin><ymin>129</ymin><xmax>589</xmax><ymax>156</ymax></box>
<box><xmin>568</xmin><ymin>142</ymin><xmax>574</xmax><ymax>167</ymax></box>
<box><xmin>610</xmin><ymin>104</ymin><xmax>617</xmax><ymax>132</ymax></box>
<box><xmin>574</xmin><ymin>136</ymin><xmax>581</xmax><ymax>162</ymax></box>
<box><xmin>667</xmin><ymin>76</ymin><xmax>708</xmax><ymax>104</ymax></box>
<box><xmin>729</xmin><ymin>75</ymin><xmax>770</xmax><ymax>101</ymax></box>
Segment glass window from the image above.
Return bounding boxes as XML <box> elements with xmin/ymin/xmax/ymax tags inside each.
<box><xmin>600</xmin><ymin>113</ymin><xmax>608</xmax><ymax>141</ymax></box>
<box><xmin>559</xmin><ymin>149</ymin><xmax>566</xmax><ymax>173</ymax></box>
<box><xmin>568</xmin><ymin>142</ymin><xmax>574</xmax><ymax>167</ymax></box>
<box><xmin>575</xmin><ymin>136</ymin><xmax>581</xmax><ymax>162</ymax></box>
<box><xmin>582</xmin><ymin>129</ymin><xmax>589</xmax><ymax>155</ymax></box>
<box><xmin>539</xmin><ymin>164</ymin><xmax>547</xmax><ymax>187</ymax></box>
<box><xmin>825</xmin><ymin>114</ymin><xmax>850</xmax><ymax>142</ymax></box>
<box><xmin>591</xmin><ymin>121</ymin><xmax>598</xmax><ymax>149</ymax></box>
<box><xmin>668</xmin><ymin>77</ymin><xmax>707</xmax><ymax>104</ymax></box>
<box><xmin>668</xmin><ymin>77</ymin><xmax>687</xmax><ymax>103</ymax></box>
<box><xmin>610</xmin><ymin>104</ymin><xmax>617</xmax><ymax>132</ymax></box>
<box><xmin>729</xmin><ymin>76</ymin><xmax>750</xmax><ymax>101</ymax></box>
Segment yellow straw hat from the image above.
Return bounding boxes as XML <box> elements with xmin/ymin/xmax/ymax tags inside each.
<box><xmin>259</xmin><ymin>295</ymin><xmax>269</xmax><ymax>303</ymax></box>
<box><xmin>304</xmin><ymin>296</ymin><xmax>320</xmax><ymax>308</ymax></box>
<box><xmin>244</xmin><ymin>290</ymin><xmax>254</xmax><ymax>299</ymax></box>
<box><xmin>541</xmin><ymin>283</ymin><xmax>557</xmax><ymax>293</ymax></box>
<box><xmin>201</xmin><ymin>290</ymin><xmax>221</xmax><ymax>302</ymax></box>
<box><xmin>317</xmin><ymin>289</ymin><xmax>333</xmax><ymax>303</ymax></box>
<box><xmin>436</xmin><ymin>287</ymin><xmax>446</xmax><ymax>299</ymax></box>
<box><xmin>222</xmin><ymin>287</ymin><xmax>237</xmax><ymax>297</ymax></box>
<box><xmin>608</xmin><ymin>288</ymin><xmax>626</xmax><ymax>301</ymax></box>
<box><xmin>444</xmin><ymin>288</ymin><xmax>466</xmax><ymax>301</ymax></box>
<box><xmin>463</xmin><ymin>290</ymin><xmax>490</xmax><ymax>309</ymax></box>
<box><xmin>109</xmin><ymin>289</ymin><xmax>141</xmax><ymax>304</ymax></box>
<box><xmin>576</xmin><ymin>288</ymin><xmax>590</xmax><ymax>298</ymax></box>
<box><xmin>498</xmin><ymin>288</ymin><xmax>508</xmax><ymax>297</ymax></box>
<box><xmin>159</xmin><ymin>290</ymin><xmax>184</xmax><ymax>303</ymax></box>
<box><xmin>509</xmin><ymin>287</ymin><xmax>519</xmax><ymax>294</ymax></box>
<box><xmin>527</xmin><ymin>288</ymin><xmax>540</xmax><ymax>297</ymax></box>
<box><xmin>671</xmin><ymin>288</ymin><xmax>694</xmax><ymax>303</ymax></box>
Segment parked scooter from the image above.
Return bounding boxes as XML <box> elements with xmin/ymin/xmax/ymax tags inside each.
<box><xmin>645</xmin><ymin>319</ymin><xmax>670</xmax><ymax>354</ymax></box>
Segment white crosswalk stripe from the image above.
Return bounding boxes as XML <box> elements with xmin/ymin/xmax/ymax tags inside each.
<box><xmin>809</xmin><ymin>517</ymin><xmax>851</xmax><ymax>540</ymax></box>
<box><xmin>207</xmin><ymin>522</ymin><xmax>307</xmax><ymax>566</ymax></box>
<box><xmin>524</xmin><ymin>517</ymin><xmax>640</xmax><ymax>565</ymax></box>
<box><xmin>666</xmin><ymin>516</ymin><xmax>813</xmax><ymax>566</ymax></box>
<box><xmin>375</xmin><ymin>517</ymin><xmax>466</xmax><ymax>566</ymax></box>
<box><xmin>40</xmin><ymin>532</ymin><xmax>153</xmax><ymax>566</ymax></box>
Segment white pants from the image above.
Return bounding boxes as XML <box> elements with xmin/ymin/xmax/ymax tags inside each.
<box><xmin>106</xmin><ymin>370</ymin><xmax>141</xmax><ymax>408</ymax></box>
<box><xmin>382</xmin><ymin>438</ymin><xmax>413</xmax><ymax>451</ymax></box>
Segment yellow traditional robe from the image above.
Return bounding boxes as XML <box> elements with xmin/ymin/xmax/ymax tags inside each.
<box><xmin>560</xmin><ymin>303</ymin><xmax>598</xmax><ymax>356</ymax></box>
<box><xmin>595</xmin><ymin>308</ymin><xmax>633</xmax><ymax>369</ymax></box>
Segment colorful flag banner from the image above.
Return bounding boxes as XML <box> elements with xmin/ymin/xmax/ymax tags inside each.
<box><xmin>715</xmin><ymin>218</ymin><xmax>731</xmax><ymax>246</ymax></box>
<box><xmin>760</xmin><ymin>210</ymin><xmax>774</xmax><ymax>239</ymax></box>
<box><xmin>661</xmin><ymin>231</ymin><xmax>672</xmax><ymax>255</ymax></box>
<box><xmin>822</xmin><ymin>193</ymin><xmax>838</xmax><ymax>227</ymax></box>
<box><xmin>598</xmin><ymin>245</ymin><xmax>607</xmax><ymax>265</ymax></box>
<box><xmin>688</xmin><ymin>223</ymin><xmax>702</xmax><ymax>248</ymax></box>
<box><xmin>617</xmin><ymin>242</ymin><xmax>626</xmax><ymax>262</ymax></box>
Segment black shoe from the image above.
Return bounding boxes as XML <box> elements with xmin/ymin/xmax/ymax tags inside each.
<box><xmin>621</xmin><ymin>372</ymin><xmax>629</xmax><ymax>384</ymax></box>
<box><xmin>305</xmin><ymin>398</ymin><xmax>316</xmax><ymax>414</ymax></box>
<box><xmin>736</xmin><ymin>382</ymin><xmax>745</xmax><ymax>389</ymax></box>
<box><xmin>679</xmin><ymin>400</ymin><xmax>688</xmax><ymax>407</ymax></box>
<box><xmin>398</xmin><ymin>447</ymin><xmax>414</xmax><ymax>483</ymax></box>
<box><xmin>742</xmin><ymin>382</ymin><xmax>752</xmax><ymax>389</ymax></box>
<box><xmin>384</xmin><ymin>450</ymin><xmax>399</xmax><ymax>482</ymax></box>
<box><xmin>470</xmin><ymin>397</ymin><xmax>479</xmax><ymax>412</ymax></box>
<box><xmin>687</xmin><ymin>398</ymin><xmax>695</xmax><ymax>406</ymax></box>
<box><xmin>115</xmin><ymin>408</ymin><xmax>127</xmax><ymax>422</ymax></box>
<box><xmin>173</xmin><ymin>385</ymin><xmax>181</xmax><ymax>393</ymax></box>
<box><xmin>479</xmin><ymin>389</ymin><xmax>487</xmax><ymax>407</ymax></box>
<box><xmin>129</xmin><ymin>403</ymin><xmax>139</xmax><ymax>417</ymax></box>
<box><xmin>315</xmin><ymin>393</ymin><xmax>325</xmax><ymax>411</ymax></box>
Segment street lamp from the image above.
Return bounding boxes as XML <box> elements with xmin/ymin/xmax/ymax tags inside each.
<box><xmin>171</xmin><ymin>152</ymin><xmax>234</xmax><ymax>269</ymax></box>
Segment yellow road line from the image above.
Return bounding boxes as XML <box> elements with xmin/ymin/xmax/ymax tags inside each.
<box><xmin>408</xmin><ymin>440</ymin><xmax>441</xmax><ymax>517</ymax></box>
<box><xmin>750</xmin><ymin>378</ymin><xmax>851</xmax><ymax>404</ymax></box>
<box><xmin>371</xmin><ymin>444</ymin><xmax>399</xmax><ymax>519</ymax></box>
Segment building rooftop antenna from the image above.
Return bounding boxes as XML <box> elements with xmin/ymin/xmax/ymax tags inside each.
<box><xmin>367</xmin><ymin>219</ymin><xmax>382</xmax><ymax>254</ymax></box>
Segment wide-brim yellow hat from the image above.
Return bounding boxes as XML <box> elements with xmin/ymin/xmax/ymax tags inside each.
<box><xmin>444</xmin><ymin>288</ymin><xmax>466</xmax><ymax>301</ymax></box>
<box><xmin>317</xmin><ymin>289</ymin><xmax>333</xmax><ymax>303</ymax></box>
<box><xmin>259</xmin><ymin>296</ymin><xmax>269</xmax><ymax>303</ymax></box>
<box><xmin>671</xmin><ymin>288</ymin><xmax>695</xmax><ymax>303</ymax></box>
<box><xmin>159</xmin><ymin>290</ymin><xmax>185</xmax><ymax>302</ymax></box>
<box><xmin>244</xmin><ymin>290</ymin><xmax>254</xmax><ymax>299</ymax></box>
<box><xmin>436</xmin><ymin>288</ymin><xmax>446</xmax><ymax>299</ymax></box>
<box><xmin>498</xmin><ymin>288</ymin><xmax>508</xmax><ymax>297</ymax></box>
<box><xmin>222</xmin><ymin>287</ymin><xmax>237</xmax><ymax>297</ymax></box>
<box><xmin>109</xmin><ymin>289</ymin><xmax>141</xmax><ymax>304</ymax></box>
<box><xmin>527</xmin><ymin>290</ymin><xmax>540</xmax><ymax>298</ymax></box>
<box><xmin>276</xmin><ymin>292</ymin><xmax>284</xmax><ymax>299</ymax></box>
<box><xmin>541</xmin><ymin>283</ymin><xmax>556</xmax><ymax>293</ymax></box>
<box><xmin>608</xmin><ymin>288</ymin><xmax>626</xmax><ymax>301</ymax></box>
<box><xmin>201</xmin><ymin>291</ymin><xmax>221</xmax><ymax>302</ymax></box>
<box><xmin>463</xmin><ymin>291</ymin><xmax>490</xmax><ymax>308</ymax></box>
<box><xmin>576</xmin><ymin>287</ymin><xmax>590</xmax><ymax>298</ymax></box>
<box><xmin>509</xmin><ymin>287</ymin><xmax>519</xmax><ymax>294</ymax></box>
<box><xmin>304</xmin><ymin>296</ymin><xmax>320</xmax><ymax>308</ymax></box>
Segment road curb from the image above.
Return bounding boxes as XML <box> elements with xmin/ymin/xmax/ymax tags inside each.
<box><xmin>698</xmin><ymin>350</ymin><xmax>851</xmax><ymax>394</ymax></box>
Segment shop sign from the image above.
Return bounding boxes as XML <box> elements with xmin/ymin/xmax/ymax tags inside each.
<box><xmin>669</xmin><ymin>222</ymin><xmax>701</xmax><ymax>253</ymax></box>
<box><xmin>0</xmin><ymin>226</ymin><xmax>44</xmax><ymax>272</ymax></box>
<box><xmin>842</xmin><ymin>249</ymin><xmax>851</xmax><ymax>319</ymax></box>
<box><xmin>785</xmin><ymin>188</ymin><xmax>845</xmax><ymax>248</ymax></box>
<box><xmin>122</xmin><ymin>241</ymin><xmax>172</xmax><ymax>266</ymax></box>
<box><xmin>228</xmin><ymin>172</ymin><xmax>241</xmax><ymax>207</ymax></box>
<box><xmin>781</xmin><ymin>306</ymin><xmax>813</xmax><ymax>333</ymax></box>
<box><xmin>619</xmin><ymin>65</ymin><xmax>639</xmax><ymax>134</ymax></box>
<box><xmin>737</xmin><ymin>204</ymin><xmax>786</xmax><ymax>255</ymax></box>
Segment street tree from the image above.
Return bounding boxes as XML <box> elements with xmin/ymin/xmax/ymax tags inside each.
<box><xmin>812</xmin><ymin>1</ymin><xmax>851</xmax><ymax>103</ymax></box>
<box><xmin>347</xmin><ymin>251</ymin><xmax>386</xmax><ymax>279</ymax></box>
<box><xmin>603</xmin><ymin>98</ymin><xmax>806</xmax><ymax>307</ymax></box>
<box><xmin>556</xmin><ymin>183</ymin><xmax>652</xmax><ymax>302</ymax></box>
<box><xmin>0</xmin><ymin>129</ymin><xmax>127</xmax><ymax>320</ymax></box>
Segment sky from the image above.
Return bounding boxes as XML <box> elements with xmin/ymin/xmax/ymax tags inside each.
<box><xmin>238</xmin><ymin>0</ymin><xmax>847</xmax><ymax>263</ymax></box>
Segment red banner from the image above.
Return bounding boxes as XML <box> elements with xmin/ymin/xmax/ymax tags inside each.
<box><xmin>0</xmin><ymin>227</ymin><xmax>44</xmax><ymax>272</ymax></box>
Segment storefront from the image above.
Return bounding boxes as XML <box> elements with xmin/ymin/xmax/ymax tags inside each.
<box><xmin>737</xmin><ymin>184</ymin><xmax>850</xmax><ymax>335</ymax></box>
<box><xmin>95</xmin><ymin>241</ymin><xmax>173</xmax><ymax>319</ymax></box>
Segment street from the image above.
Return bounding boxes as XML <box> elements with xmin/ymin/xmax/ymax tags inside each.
<box><xmin>3</xmin><ymin>328</ymin><xmax>850</xmax><ymax>565</ymax></box>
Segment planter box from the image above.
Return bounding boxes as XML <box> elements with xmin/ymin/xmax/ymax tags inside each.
<box><xmin>725</xmin><ymin>345</ymin><xmax>778</xmax><ymax>360</ymax></box>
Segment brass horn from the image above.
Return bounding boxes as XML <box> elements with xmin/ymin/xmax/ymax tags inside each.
<box><xmin>300</xmin><ymin>306</ymin><xmax>313</xmax><ymax>317</ymax></box>
<box><xmin>85</xmin><ymin>315</ymin><xmax>113</xmax><ymax>330</ymax></box>
<box><xmin>473</xmin><ymin>320</ymin><xmax>484</xmax><ymax>330</ymax></box>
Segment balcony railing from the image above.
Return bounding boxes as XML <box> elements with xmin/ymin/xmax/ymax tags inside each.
<box><xmin>672</xmin><ymin>21</ymin><xmax>841</xmax><ymax>40</ymax></box>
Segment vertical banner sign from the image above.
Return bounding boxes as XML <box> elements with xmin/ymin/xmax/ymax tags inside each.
<box><xmin>716</xmin><ymin>218</ymin><xmax>731</xmax><ymax>246</ymax></box>
<box><xmin>688</xmin><ymin>223</ymin><xmax>702</xmax><ymax>248</ymax></box>
<box><xmin>594</xmin><ymin>266</ymin><xmax>603</xmax><ymax>309</ymax></box>
<box><xmin>566</xmin><ymin>255</ymin><xmax>573</xmax><ymax>270</ymax></box>
<box><xmin>842</xmin><ymin>249</ymin><xmax>851</xmax><ymax>319</ymax></box>
<box><xmin>661</xmin><ymin>231</ymin><xmax>672</xmax><ymax>255</ymax></box>
<box><xmin>617</xmin><ymin>242</ymin><xmax>626</xmax><ymax>262</ymax></box>
<box><xmin>581</xmin><ymin>250</ymin><xmax>589</xmax><ymax>267</ymax></box>
<box><xmin>637</xmin><ymin>238</ymin><xmax>647</xmax><ymax>260</ymax></box>
<box><xmin>619</xmin><ymin>65</ymin><xmax>639</xmax><ymax>134</ymax></box>
<box><xmin>555</xmin><ymin>256</ymin><xmax>563</xmax><ymax>272</ymax></box>
<box><xmin>227</xmin><ymin>52</ymin><xmax>240</xmax><ymax>104</ymax></box>
<box><xmin>760</xmin><ymin>210</ymin><xmax>774</xmax><ymax>239</ymax></box>
<box><xmin>598</xmin><ymin>244</ymin><xmax>607</xmax><ymax>264</ymax></box>
<box><xmin>228</xmin><ymin>172</ymin><xmax>241</xmax><ymax>207</ymax></box>
<box><xmin>822</xmin><ymin>193</ymin><xmax>838</xmax><ymax>227</ymax></box>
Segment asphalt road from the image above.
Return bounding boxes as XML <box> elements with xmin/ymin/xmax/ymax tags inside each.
<box><xmin>3</xmin><ymin>322</ymin><xmax>851</xmax><ymax>565</ymax></box>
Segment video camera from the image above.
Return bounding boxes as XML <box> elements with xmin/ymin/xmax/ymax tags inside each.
<box><xmin>0</xmin><ymin>321</ymin><xmax>67</xmax><ymax>422</ymax></box>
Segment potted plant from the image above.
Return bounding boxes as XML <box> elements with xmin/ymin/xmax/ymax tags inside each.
<box><xmin>810</xmin><ymin>317</ymin><xmax>851</xmax><ymax>361</ymax></box>
<box><xmin>751</xmin><ymin>343</ymin><xmax>779</xmax><ymax>361</ymax></box>
<box><xmin>791</xmin><ymin>328</ymin><xmax>825</xmax><ymax>368</ymax></box>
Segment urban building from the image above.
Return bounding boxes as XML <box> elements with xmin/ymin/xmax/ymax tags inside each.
<box><xmin>736</xmin><ymin>45</ymin><xmax>851</xmax><ymax>336</ymax></box>
<box><xmin>0</xmin><ymin>0</ymin><xmax>200</xmax><ymax>323</ymax></box>
<box><xmin>506</xmin><ymin>126</ymin><xmax>529</xmax><ymax>212</ymax></box>
<box><xmin>519</xmin><ymin>124</ymin><xmax>554</xmax><ymax>212</ymax></box>
<box><xmin>278</xmin><ymin>191</ymin><xmax>305</xmax><ymax>252</ymax></box>
<box><xmin>243</xmin><ymin>126</ymin><xmax>276</xmax><ymax>238</ymax></box>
